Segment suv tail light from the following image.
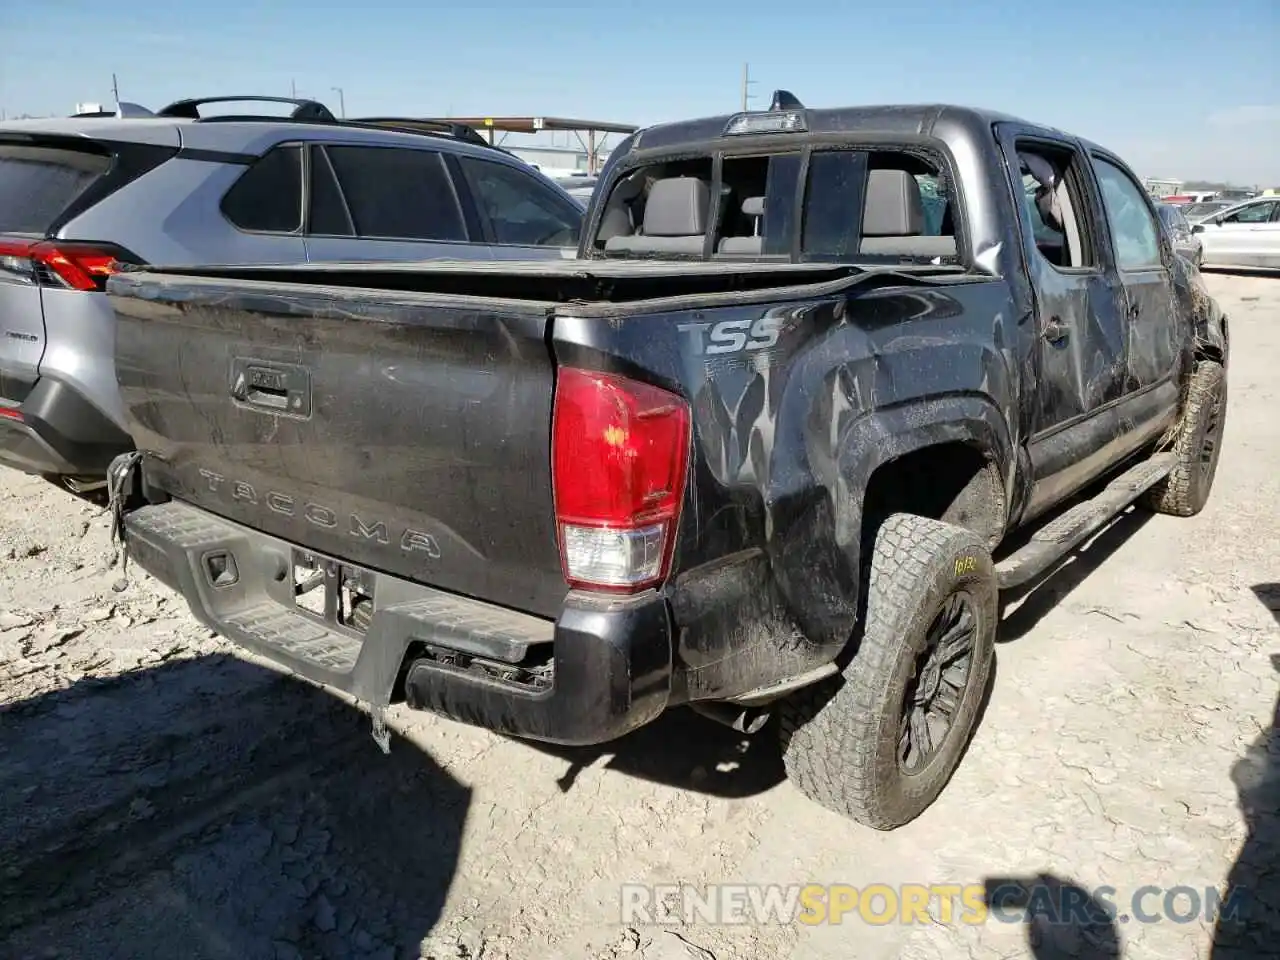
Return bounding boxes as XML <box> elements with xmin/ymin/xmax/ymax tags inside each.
<box><xmin>552</xmin><ymin>368</ymin><xmax>691</xmax><ymax>592</ymax></box>
<box><xmin>0</xmin><ymin>237</ymin><xmax>131</xmax><ymax>291</ymax></box>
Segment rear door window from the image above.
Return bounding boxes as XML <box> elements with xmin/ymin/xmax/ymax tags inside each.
<box><xmin>458</xmin><ymin>157</ymin><xmax>581</xmax><ymax>246</ymax></box>
<box><xmin>324</xmin><ymin>146</ymin><xmax>467</xmax><ymax>242</ymax></box>
<box><xmin>221</xmin><ymin>145</ymin><xmax>303</xmax><ymax>233</ymax></box>
<box><xmin>0</xmin><ymin>145</ymin><xmax>110</xmax><ymax>234</ymax></box>
<box><xmin>307</xmin><ymin>146</ymin><xmax>354</xmax><ymax>236</ymax></box>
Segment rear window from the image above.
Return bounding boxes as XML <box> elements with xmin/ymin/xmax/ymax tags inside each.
<box><xmin>0</xmin><ymin>145</ymin><xmax>110</xmax><ymax>234</ymax></box>
<box><xmin>596</xmin><ymin>147</ymin><xmax>958</xmax><ymax>265</ymax></box>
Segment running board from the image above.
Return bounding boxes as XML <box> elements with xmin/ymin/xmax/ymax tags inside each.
<box><xmin>995</xmin><ymin>452</ymin><xmax>1175</xmax><ymax>590</ymax></box>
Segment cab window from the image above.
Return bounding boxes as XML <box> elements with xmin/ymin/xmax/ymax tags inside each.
<box><xmin>1092</xmin><ymin>157</ymin><xmax>1163</xmax><ymax>271</ymax></box>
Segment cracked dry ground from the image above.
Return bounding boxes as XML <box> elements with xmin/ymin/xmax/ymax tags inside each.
<box><xmin>1</xmin><ymin>273</ymin><xmax>1277</xmax><ymax>960</ymax></box>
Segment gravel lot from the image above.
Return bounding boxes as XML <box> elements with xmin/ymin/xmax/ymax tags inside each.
<box><xmin>1</xmin><ymin>273</ymin><xmax>1276</xmax><ymax>960</ymax></box>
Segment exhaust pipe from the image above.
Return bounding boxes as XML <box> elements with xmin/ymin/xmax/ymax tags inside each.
<box><xmin>63</xmin><ymin>476</ymin><xmax>108</xmax><ymax>494</ymax></box>
<box><xmin>689</xmin><ymin>701</ymin><xmax>770</xmax><ymax>735</ymax></box>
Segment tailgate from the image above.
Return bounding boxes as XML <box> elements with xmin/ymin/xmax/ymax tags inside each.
<box><xmin>110</xmin><ymin>272</ymin><xmax>567</xmax><ymax>618</ymax></box>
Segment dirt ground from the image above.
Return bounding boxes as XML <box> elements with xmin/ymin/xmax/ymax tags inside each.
<box><xmin>1</xmin><ymin>273</ymin><xmax>1277</xmax><ymax>960</ymax></box>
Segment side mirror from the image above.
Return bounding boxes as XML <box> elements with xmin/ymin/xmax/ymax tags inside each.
<box><xmin>1191</xmin><ymin>224</ymin><xmax>1205</xmax><ymax>234</ymax></box>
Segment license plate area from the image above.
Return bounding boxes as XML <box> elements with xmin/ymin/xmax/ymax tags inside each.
<box><xmin>291</xmin><ymin>548</ymin><xmax>375</xmax><ymax>634</ymax></box>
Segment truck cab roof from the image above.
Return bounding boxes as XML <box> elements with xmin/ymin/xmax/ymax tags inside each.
<box><xmin>622</xmin><ymin>103</ymin><xmax>1084</xmax><ymax>157</ymax></box>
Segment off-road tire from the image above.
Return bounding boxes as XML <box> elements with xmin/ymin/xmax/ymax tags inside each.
<box><xmin>1142</xmin><ymin>360</ymin><xmax>1226</xmax><ymax>517</ymax></box>
<box><xmin>778</xmin><ymin>513</ymin><xmax>997</xmax><ymax>830</ymax></box>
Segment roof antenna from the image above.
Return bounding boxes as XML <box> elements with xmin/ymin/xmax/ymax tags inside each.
<box><xmin>769</xmin><ymin>89</ymin><xmax>804</xmax><ymax>111</ymax></box>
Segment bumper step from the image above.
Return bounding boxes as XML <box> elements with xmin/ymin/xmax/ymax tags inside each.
<box><xmin>121</xmin><ymin>498</ymin><xmax>674</xmax><ymax>745</ymax></box>
<box><xmin>122</xmin><ymin>501</ymin><xmax>554</xmax><ymax>705</ymax></box>
<box><xmin>995</xmin><ymin>451</ymin><xmax>1175</xmax><ymax>589</ymax></box>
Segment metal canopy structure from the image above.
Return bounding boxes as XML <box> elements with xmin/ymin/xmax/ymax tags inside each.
<box><xmin>429</xmin><ymin>116</ymin><xmax>639</xmax><ymax>174</ymax></box>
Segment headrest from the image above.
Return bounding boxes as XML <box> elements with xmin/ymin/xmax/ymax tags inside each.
<box><xmin>863</xmin><ymin>169</ymin><xmax>925</xmax><ymax>236</ymax></box>
<box><xmin>643</xmin><ymin>177</ymin><xmax>710</xmax><ymax>237</ymax></box>
<box><xmin>742</xmin><ymin>196</ymin><xmax>765</xmax><ymax>218</ymax></box>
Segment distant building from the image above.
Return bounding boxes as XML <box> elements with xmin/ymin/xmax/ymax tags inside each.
<box><xmin>507</xmin><ymin>144</ymin><xmax>613</xmax><ymax>179</ymax></box>
<box><xmin>1144</xmin><ymin>177</ymin><xmax>1183</xmax><ymax>198</ymax></box>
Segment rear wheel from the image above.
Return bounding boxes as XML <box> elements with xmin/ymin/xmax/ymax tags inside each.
<box><xmin>1142</xmin><ymin>360</ymin><xmax>1226</xmax><ymax>517</ymax></box>
<box><xmin>778</xmin><ymin>513</ymin><xmax>997</xmax><ymax>829</ymax></box>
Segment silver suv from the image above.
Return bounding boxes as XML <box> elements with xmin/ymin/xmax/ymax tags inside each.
<box><xmin>0</xmin><ymin>96</ymin><xmax>584</xmax><ymax>485</ymax></box>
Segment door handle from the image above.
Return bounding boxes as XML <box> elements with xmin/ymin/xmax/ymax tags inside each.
<box><xmin>229</xmin><ymin>358</ymin><xmax>312</xmax><ymax>418</ymax></box>
<box><xmin>1127</xmin><ymin>301</ymin><xmax>1141</xmax><ymax>320</ymax></box>
<box><xmin>1042</xmin><ymin>317</ymin><xmax>1069</xmax><ymax>344</ymax></box>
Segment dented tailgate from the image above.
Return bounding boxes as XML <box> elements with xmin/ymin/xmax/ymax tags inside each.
<box><xmin>109</xmin><ymin>272</ymin><xmax>567</xmax><ymax>618</ymax></box>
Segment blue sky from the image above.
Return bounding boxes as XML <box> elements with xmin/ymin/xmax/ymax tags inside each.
<box><xmin>2</xmin><ymin>0</ymin><xmax>1277</xmax><ymax>184</ymax></box>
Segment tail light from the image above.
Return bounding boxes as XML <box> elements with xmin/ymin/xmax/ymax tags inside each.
<box><xmin>552</xmin><ymin>368</ymin><xmax>691</xmax><ymax>592</ymax></box>
<box><xmin>0</xmin><ymin>237</ymin><xmax>131</xmax><ymax>291</ymax></box>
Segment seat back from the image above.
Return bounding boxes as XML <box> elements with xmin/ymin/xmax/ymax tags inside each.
<box><xmin>859</xmin><ymin>169</ymin><xmax>957</xmax><ymax>258</ymax></box>
<box><xmin>718</xmin><ymin>196</ymin><xmax>766</xmax><ymax>254</ymax></box>
<box><xmin>605</xmin><ymin>176</ymin><xmax>710</xmax><ymax>254</ymax></box>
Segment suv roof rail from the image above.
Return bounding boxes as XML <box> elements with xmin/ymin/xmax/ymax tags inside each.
<box><xmin>349</xmin><ymin>117</ymin><xmax>492</xmax><ymax>147</ymax></box>
<box><xmin>156</xmin><ymin>96</ymin><xmax>337</xmax><ymax>122</ymax></box>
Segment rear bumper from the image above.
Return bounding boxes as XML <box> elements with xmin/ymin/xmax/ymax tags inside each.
<box><xmin>122</xmin><ymin>499</ymin><xmax>673</xmax><ymax>746</ymax></box>
<box><xmin>0</xmin><ymin>378</ymin><xmax>133</xmax><ymax>477</ymax></box>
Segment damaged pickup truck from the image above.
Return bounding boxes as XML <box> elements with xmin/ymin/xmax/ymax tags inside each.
<box><xmin>105</xmin><ymin>94</ymin><xmax>1229</xmax><ymax>829</ymax></box>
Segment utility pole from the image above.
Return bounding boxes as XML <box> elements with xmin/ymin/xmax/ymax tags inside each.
<box><xmin>291</xmin><ymin>79</ymin><xmax>297</xmax><ymax>99</ymax></box>
<box><xmin>740</xmin><ymin>62</ymin><xmax>757</xmax><ymax>112</ymax></box>
<box><xmin>331</xmin><ymin>87</ymin><xmax>345</xmax><ymax>118</ymax></box>
<box><xmin>111</xmin><ymin>73</ymin><xmax>120</xmax><ymax>107</ymax></box>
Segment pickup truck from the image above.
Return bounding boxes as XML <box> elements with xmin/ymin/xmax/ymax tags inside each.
<box><xmin>105</xmin><ymin>94</ymin><xmax>1229</xmax><ymax>829</ymax></box>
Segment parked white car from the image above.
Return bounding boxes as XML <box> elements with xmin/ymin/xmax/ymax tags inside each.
<box><xmin>1192</xmin><ymin>196</ymin><xmax>1280</xmax><ymax>269</ymax></box>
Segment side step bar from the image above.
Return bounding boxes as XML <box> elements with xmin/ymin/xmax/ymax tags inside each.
<box><xmin>995</xmin><ymin>452</ymin><xmax>1175</xmax><ymax>590</ymax></box>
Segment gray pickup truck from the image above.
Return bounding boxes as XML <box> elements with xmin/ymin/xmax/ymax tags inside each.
<box><xmin>105</xmin><ymin>94</ymin><xmax>1229</xmax><ymax>829</ymax></box>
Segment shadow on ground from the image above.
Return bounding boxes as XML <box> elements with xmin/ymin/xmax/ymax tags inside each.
<box><xmin>527</xmin><ymin>704</ymin><xmax>787</xmax><ymax>798</ymax></box>
<box><xmin>981</xmin><ymin>873</ymin><xmax>1122</xmax><ymax>959</ymax></box>
<box><xmin>998</xmin><ymin>507</ymin><xmax>1153</xmax><ymax>643</ymax></box>
<box><xmin>1212</xmin><ymin>584</ymin><xmax>1280</xmax><ymax>958</ymax></box>
<box><xmin>0</xmin><ymin>654</ymin><xmax>468</xmax><ymax>960</ymax></box>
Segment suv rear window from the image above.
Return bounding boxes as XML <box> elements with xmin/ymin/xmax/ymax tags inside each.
<box><xmin>0</xmin><ymin>145</ymin><xmax>110</xmax><ymax>234</ymax></box>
